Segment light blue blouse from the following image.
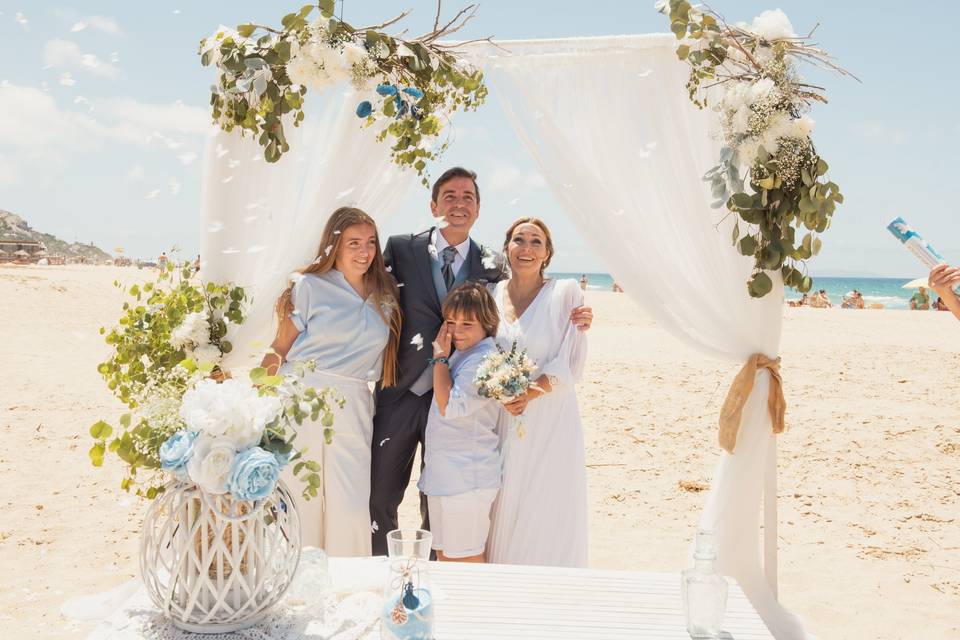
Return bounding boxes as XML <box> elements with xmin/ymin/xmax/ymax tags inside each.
<box><xmin>418</xmin><ymin>337</ymin><xmax>503</xmax><ymax>496</ymax></box>
<box><xmin>284</xmin><ymin>270</ymin><xmax>391</xmax><ymax>381</ymax></box>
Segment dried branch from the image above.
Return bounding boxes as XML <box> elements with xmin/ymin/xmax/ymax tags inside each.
<box><xmin>433</xmin><ymin>0</ymin><xmax>442</xmax><ymax>33</ymax></box>
<box><xmin>355</xmin><ymin>10</ymin><xmax>411</xmax><ymax>32</ymax></box>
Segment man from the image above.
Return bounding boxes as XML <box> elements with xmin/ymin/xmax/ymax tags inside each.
<box><xmin>370</xmin><ymin>166</ymin><xmax>593</xmax><ymax>554</ymax></box>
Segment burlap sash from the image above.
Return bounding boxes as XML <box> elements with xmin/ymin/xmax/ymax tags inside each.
<box><xmin>718</xmin><ymin>354</ymin><xmax>785</xmax><ymax>454</ymax></box>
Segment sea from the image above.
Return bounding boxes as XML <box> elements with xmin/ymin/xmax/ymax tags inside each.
<box><xmin>549</xmin><ymin>273</ymin><xmax>926</xmax><ymax>310</ymax></box>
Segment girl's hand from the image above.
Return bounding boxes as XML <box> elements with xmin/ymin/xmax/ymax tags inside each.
<box><xmin>432</xmin><ymin>322</ymin><xmax>452</xmax><ymax>358</ymax></box>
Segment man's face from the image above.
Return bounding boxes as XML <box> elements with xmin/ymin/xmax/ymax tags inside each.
<box><xmin>430</xmin><ymin>176</ymin><xmax>479</xmax><ymax>236</ymax></box>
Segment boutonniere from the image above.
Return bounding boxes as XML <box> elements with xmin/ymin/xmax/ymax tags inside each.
<box><xmin>480</xmin><ymin>246</ymin><xmax>499</xmax><ymax>271</ymax></box>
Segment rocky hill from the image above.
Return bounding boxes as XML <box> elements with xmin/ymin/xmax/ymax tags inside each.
<box><xmin>0</xmin><ymin>210</ymin><xmax>112</xmax><ymax>261</ymax></box>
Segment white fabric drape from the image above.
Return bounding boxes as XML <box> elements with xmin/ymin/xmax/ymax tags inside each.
<box><xmin>200</xmin><ymin>87</ymin><xmax>416</xmax><ymax>369</ymax></box>
<box><xmin>467</xmin><ymin>35</ymin><xmax>806</xmax><ymax>638</ymax></box>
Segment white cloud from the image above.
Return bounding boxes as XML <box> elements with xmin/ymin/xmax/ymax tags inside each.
<box><xmin>851</xmin><ymin>120</ymin><xmax>906</xmax><ymax>144</ymax></box>
<box><xmin>0</xmin><ymin>155</ymin><xmax>21</xmax><ymax>186</ymax></box>
<box><xmin>0</xmin><ymin>84</ymin><xmax>208</xmax><ymax>154</ymax></box>
<box><xmin>44</xmin><ymin>39</ymin><xmax>119</xmax><ymax>79</ymax></box>
<box><xmin>487</xmin><ymin>162</ymin><xmax>546</xmax><ymax>193</ymax></box>
<box><xmin>52</xmin><ymin>10</ymin><xmax>122</xmax><ymax>36</ymax></box>
<box><xmin>86</xmin><ymin>16</ymin><xmax>122</xmax><ymax>36</ymax></box>
<box><xmin>99</xmin><ymin>99</ymin><xmax>209</xmax><ymax>136</ymax></box>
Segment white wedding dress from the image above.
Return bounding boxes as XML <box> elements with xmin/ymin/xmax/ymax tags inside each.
<box><xmin>487</xmin><ymin>278</ymin><xmax>589</xmax><ymax>567</ymax></box>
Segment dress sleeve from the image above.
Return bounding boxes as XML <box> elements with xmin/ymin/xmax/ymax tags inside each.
<box><xmin>443</xmin><ymin>352</ymin><xmax>492</xmax><ymax>419</ymax></box>
<box><xmin>289</xmin><ymin>275</ymin><xmax>311</xmax><ymax>332</ymax></box>
<box><xmin>538</xmin><ymin>280</ymin><xmax>587</xmax><ymax>388</ymax></box>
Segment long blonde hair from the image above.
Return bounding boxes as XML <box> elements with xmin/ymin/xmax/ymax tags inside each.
<box><xmin>275</xmin><ymin>207</ymin><xmax>401</xmax><ymax>386</ymax></box>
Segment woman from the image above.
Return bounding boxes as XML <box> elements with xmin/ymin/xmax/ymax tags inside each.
<box><xmin>262</xmin><ymin>207</ymin><xmax>401</xmax><ymax>556</ymax></box>
<box><xmin>486</xmin><ymin>217</ymin><xmax>589</xmax><ymax>567</ymax></box>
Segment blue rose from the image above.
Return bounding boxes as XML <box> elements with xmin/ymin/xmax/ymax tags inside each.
<box><xmin>159</xmin><ymin>430</ymin><xmax>198</xmax><ymax>477</ymax></box>
<box><xmin>227</xmin><ymin>447</ymin><xmax>281</xmax><ymax>501</ymax></box>
<box><xmin>355</xmin><ymin>100</ymin><xmax>372</xmax><ymax>118</ymax></box>
<box><xmin>376</xmin><ymin>83</ymin><xmax>398</xmax><ymax>96</ymax></box>
<box><xmin>401</xmin><ymin>86</ymin><xmax>424</xmax><ymax>100</ymax></box>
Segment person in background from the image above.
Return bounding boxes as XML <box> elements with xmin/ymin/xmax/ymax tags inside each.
<box><xmin>910</xmin><ymin>285</ymin><xmax>931</xmax><ymax>310</ymax></box>
<box><xmin>612</xmin><ymin>282</ymin><xmax>623</xmax><ymax>293</ymax></box>
<box><xmin>928</xmin><ymin>264</ymin><xmax>960</xmax><ymax>320</ymax></box>
<box><xmin>579</xmin><ymin>274</ymin><xmax>588</xmax><ymax>291</ymax></box>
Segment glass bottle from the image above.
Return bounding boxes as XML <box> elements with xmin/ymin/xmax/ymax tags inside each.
<box><xmin>381</xmin><ymin>529</ymin><xmax>434</xmax><ymax>640</ymax></box>
<box><xmin>681</xmin><ymin>529</ymin><xmax>728</xmax><ymax>639</ymax></box>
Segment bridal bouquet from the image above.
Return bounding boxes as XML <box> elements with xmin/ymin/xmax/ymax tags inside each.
<box><xmin>474</xmin><ymin>340</ymin><xmax>535</xmax><ymax>438</ymax></box>
<box><xmin>90</xmin><ymin>260</ymin><xmax>338</xmax><ymax>501</ymax></box>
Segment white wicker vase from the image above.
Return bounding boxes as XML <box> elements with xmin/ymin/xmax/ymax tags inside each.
<box><xmin>140</xmin><ymin>480</ymin><xmax>301</xmax><ymax>634</ymax></box>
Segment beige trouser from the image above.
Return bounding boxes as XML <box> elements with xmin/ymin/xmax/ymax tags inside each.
<box><xmin>283</xmin><ymin>372</ymin><xmax>374</xmax><ymax>557</ymax></box>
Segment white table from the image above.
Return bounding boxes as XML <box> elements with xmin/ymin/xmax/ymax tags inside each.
<box><xmin>88</xmin><ymin>554</ymin><xmax>772</xmax><ymax>639</ymax></box>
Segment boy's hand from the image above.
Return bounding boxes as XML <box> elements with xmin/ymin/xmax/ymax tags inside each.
<box><xmin>432</xmin><ymin>322</ymin><xmax>452</xmax><ymax>357</ymax></box>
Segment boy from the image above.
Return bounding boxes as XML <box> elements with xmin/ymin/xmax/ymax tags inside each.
<box><xmin>418</xmin><ymin>282</ymin><xmax>502</xmax><ymax>562</ymax></box>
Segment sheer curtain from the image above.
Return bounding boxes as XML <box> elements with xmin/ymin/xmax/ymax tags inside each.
<box><xmin>467</xmin><ymin>35</ymin><xmax>807</xmax><ymax>639</ymax></box>
<box><xmin>200</xmin><ymin>86</ymin><xmax>416</xmax><ymax>369</ymax></box>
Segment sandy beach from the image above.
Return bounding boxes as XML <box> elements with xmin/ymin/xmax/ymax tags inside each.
<box><xmin>0</xmin><ymin>264</ymin><xmax>957</xmax><ymax>639</ymax></box>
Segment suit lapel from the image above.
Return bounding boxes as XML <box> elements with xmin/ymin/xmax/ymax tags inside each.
<box><xmin>412</xmin><ymin>229</ymin><xmax>442</xmax><ymax>312</ymax></box>
<box><xmin>466</xmin><ymin>239</ymin><xmax>483</xmax><ymax>280</ymax></box>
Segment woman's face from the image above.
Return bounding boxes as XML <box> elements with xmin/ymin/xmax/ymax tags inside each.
<box><xmin>334</xmin><ymin>223</ymin><xmax>378</xmax><ymax>279</ymax></box>
<box><xmin>507</xmin><ymin>222</ymin><xmax>549</xmax><ymax>276</ymax></box>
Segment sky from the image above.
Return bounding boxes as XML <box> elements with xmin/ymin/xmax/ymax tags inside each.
<box><xmin>0</xmin><ymin>1</ymin><xmax>957</xmax><ymax>277</ymax></box>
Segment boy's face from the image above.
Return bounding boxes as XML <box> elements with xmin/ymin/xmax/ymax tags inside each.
<box><xmin>444</xmin><ymin>312</ymin><xmax>486</xmax><ymax>352</ymax></box>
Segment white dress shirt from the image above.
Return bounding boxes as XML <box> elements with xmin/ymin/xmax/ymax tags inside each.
<box><xmin>432</xmin><ymin>227</ymin><xmax>470</xmax><ymax>277</ymax></box>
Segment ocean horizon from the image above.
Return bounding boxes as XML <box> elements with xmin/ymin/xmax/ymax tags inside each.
<box><xmin>549</xmin><ymin>272</ymin><xmax>935</xmax><ymax>310</ymax></box>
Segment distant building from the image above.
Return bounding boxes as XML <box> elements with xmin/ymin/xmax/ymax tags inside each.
<box><xmin>0</xmin><ymin>230</ymin><xmax>46</xmax><ymax>263</ymax></box>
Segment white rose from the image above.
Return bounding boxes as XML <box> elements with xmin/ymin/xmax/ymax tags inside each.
<box><xmin>170</xmin><ymin>312</ymin><xmax>209</xmax><ymax>349</ymax></box>
<box><xmin>187</xmin><ymin>436</ymin><xmax>236</xmax><ymax>494</ymax></box>
<box><xmin>191</xmin><ymin>343</ymin><xmax>222</xmax><ymax>365</ymax></box>
<box><xmin>749</xmin><ymin>9</ymin><xmax>796</xmax><ymax>41</ymax></box>
<box><xmin>179</xmin><ymin>379</ymin><xmax>281</xmax><ymax>449</ymax></box>
<box><xmin>750</xmin><ymin>78</ymin><xmax>776</xmax><ymax>102</ymax></box>
<box><xmin>342</xmin><ymin>42</ymin><xmax>369</xmax><ymax>68</ymax></box>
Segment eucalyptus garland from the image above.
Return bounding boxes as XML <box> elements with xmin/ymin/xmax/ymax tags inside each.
<box><xmin>200</xmin><ymin>1</ymin><xmax>489</xmax><ymax>185</ymax></box>
<box><xmin>659</xmin><ymin>1</ymin><xmax>854</xmax><ymax>297</ymax></box>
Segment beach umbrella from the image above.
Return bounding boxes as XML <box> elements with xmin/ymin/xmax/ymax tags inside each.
<box><xmin>901</xmin><ymin>277</ymin><xmax>929</xmax><ymax>289</ymax></box>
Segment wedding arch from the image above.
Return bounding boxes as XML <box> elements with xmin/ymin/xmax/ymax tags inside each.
<box><xmin>197</xmin><ymin>4</ymin><xmax>848</xmax><ymax>638</ymax></box>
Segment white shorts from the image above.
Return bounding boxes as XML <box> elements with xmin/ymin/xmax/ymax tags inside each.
<box><xmin>427</xmin><ymin>488</ymin><xmax>499</xmax><ymax>558</ymax></box>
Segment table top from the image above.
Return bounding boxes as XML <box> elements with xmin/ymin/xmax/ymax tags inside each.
<box><xmin>87</xmin><ymin>553</ymin><xmax>773</xmax><ymax>639</ymax></box>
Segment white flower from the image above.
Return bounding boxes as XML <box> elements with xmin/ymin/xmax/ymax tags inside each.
<box><xmin>186</xmin><ymin>436</ymin><xmax>237</xmax><ymax>494</ymax></box>
<box><xmin>342</xmin><ymin>42</ymin><xmax>369</xmax><ymax>68</ymax></box>
<box><xmin>179</xmin><ymin>378</ymin><xmax>281</xmax><ymax>449</ymax></box>
<box><xmin>749</xmin><ymin>78</ymin><xmax>776</xmax><ymax>102</ymax></box>
<box><xmin>191</xmin><ymin>343</ymin><xmax>222</xmax><ymax>365</ymax></box>
<box><xmin>170</xmin><ymin>312</ymin><xmax>209</xmax><ymax>349</ymax></box>
<box><xmin>749</xmin><ymin>9</ymin><xmax>796</xmax><ymax>41</ymax></box>
<box><xmin>792</xmin><ymin>114</ymin><xmax>815</xmax><ymax>137</ymax></box>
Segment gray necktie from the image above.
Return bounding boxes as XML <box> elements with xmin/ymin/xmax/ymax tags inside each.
<box><xmin>441</xmin><ymin>245</ymin><xmax>457</xmax><ymax>291</ymax></box>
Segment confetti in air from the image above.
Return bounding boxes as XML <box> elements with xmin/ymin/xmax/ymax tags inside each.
<box><xmin>215</xmin><ymin>144</ymin><xmax>228</xmax><ymax>158</ymax></box>
<box><xmin>70</xmin><ymin>22</ymin><xmax>86</xmax><ymax>32</ymax></box>
<box><xmin>177</xmin><ymin>152</ymin><xmax>198</xmax><ymax>166</ymax></box>
<box><xmin>59</xmin><ymin>72</ymin><xmax>75</xmax><ymax>87</ymax></box>
<box><xmin>371</xmin><ymin>521</ymin><xmax>379</xmax><ymax>533</ymax></box>
<box><xmin>145</xmin><ymin>189</ymin><xmax>160</xmax><ymax>199</ymax></box>
<box><xmin>379</xmin><ymin>438</ymin><xmax>391</xmax><ymax>447</ymax></box>
<box><xmin>222</xmin><ymin>176</ymin><xmax>234</xmax><ymax>183</ymax></box>
<box><xmin>336</xmin><ymin>187</ymin><xmax>356</xmax><ymax>200</ymax></box>
<box><xmin>207</xmin><ymin>221</ymin><xmax>225</xmax><ymax>233</ymax></box>
<box><xmin>324</xmin><ymin>245</ymin><xmax>333</xmax><ymax>256</ymax></box>
<box><xmin>411</xmin><ymin>334</ymin><xmax>423</xmax><ymax>350</ymax></box>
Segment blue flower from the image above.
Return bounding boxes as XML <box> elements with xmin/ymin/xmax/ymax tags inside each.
<box><xmin>227</xmin><ymin>446</ymin><xmax>281</xmax><ymax>501</ymax></box>
<box><xmin>160</xmin><ymin>430</ymin><xmax>198</xmax><ymax>478</ymax></box>
<box><xmin>355</xmin><ymin>101</ymin><xmax>372</xmax><ymax>118</ymax></box>
<box><xmin>376</xmin><ymin>83</ymin><xmax>398</xmax><ymax>96</ymax></box>
<box><xmin>401</xmin><ymin>87</ymin><xmax>424</xmax><ymax>100</ymax></box>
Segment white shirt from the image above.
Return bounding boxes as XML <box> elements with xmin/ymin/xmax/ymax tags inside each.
<box><xmin>432</xmin><ymin>228</ymin><xmax>470</xmax><ymax>277</ymax></box>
